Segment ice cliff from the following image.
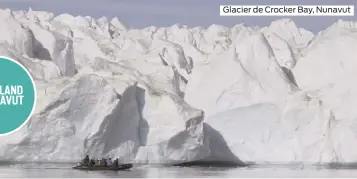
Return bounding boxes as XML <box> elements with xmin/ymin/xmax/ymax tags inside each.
<box><xmin>0</xmin><ymin>8</ymin><xmax>356</xmax><ymax>165</ymax></box>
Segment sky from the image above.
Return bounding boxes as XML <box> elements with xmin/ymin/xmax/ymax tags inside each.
<box><xmin>0</xmin><ymin>0</ymin><xmax>356</xmax><ymax>34</ymax></box>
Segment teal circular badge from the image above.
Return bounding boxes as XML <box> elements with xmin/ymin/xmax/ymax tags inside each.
<box><xmin>0</xmin><ymin>56</ymin><xmax>36</xmax><ymax>136</ymax></box>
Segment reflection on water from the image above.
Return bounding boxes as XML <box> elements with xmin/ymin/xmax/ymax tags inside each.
<box><xmin>0</xmin><ymin>163</ymin><xmax>357</xmax><ymax>178</ymax></box>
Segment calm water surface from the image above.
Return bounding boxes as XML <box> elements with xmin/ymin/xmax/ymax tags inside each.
<box><xmin>0</xmin><ymin>163</ymin><xmax>357</xmax><ymax>178</ymax></box>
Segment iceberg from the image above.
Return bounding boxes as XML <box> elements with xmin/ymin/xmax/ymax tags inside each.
<box><xmin>0</xmin><ymin>8</ymin><xmax>356</xmax><ymax>165</ymax></box>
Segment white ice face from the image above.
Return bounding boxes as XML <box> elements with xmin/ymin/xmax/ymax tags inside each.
<box><xmin>0</xmin><ymin>8</ymin><xmax>356</xmax><ymax>165</ymax></box>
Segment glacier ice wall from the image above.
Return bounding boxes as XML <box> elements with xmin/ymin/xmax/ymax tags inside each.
<box><xmin>0</xmin><ymin>8</ymin><xmax>357</xmax><ymax>165</ymax></box>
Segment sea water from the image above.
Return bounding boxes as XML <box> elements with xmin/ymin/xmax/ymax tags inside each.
<box><xmin>0</xmin><ymin>163</ymin><xmax>357</xmax><ymax>178</ymax></box>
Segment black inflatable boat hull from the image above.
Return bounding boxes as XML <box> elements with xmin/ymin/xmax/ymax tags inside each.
<box><xmin>72</xmin><ymin>164</ymin><xmax>133</xmax><ymax>171</ymax></box>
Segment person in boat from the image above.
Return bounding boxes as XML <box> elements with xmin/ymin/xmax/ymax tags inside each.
<box><xmin>107</xmin><ymin>158</ymin><xmax>113</xmax><ymax>166</ymax></box>
<box><xmin>113</xmin><ymin>158</ymin><xmax>119</xmax><ymax>167</ymax></box>
<box><xmin>102</xmin><ymin>158</ymin><xmax>107</xmax><ymax>167</ymax></box>
<box><xmin>84</xmin><ymin>155</ymin><xmax>90</xmax><ymax>165</ymax></box>
<box><xmin>80</xmin><ymin>155</ymin><xmax>90</xmax><ymax>166</ymax></box>
<box><xmin>89</xmin><ymin>158</ymin><xmax>96</xmax><ymax>167</ymax></box>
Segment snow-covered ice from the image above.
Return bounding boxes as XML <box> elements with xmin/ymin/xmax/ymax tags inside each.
<box><xmin>0</xmin><ymin>8</ymin><xmax>356</xmax><ymax>165</ymax></box>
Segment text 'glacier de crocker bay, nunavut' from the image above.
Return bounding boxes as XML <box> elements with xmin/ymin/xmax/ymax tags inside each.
<box><xmin>0</xmin><ymin>56</ymin><xmax>36</xmax><ymax>136</ymax></box>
